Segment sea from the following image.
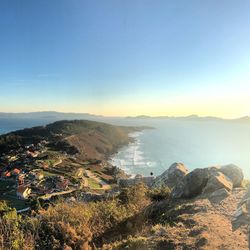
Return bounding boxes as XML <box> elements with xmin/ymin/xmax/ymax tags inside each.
<box><xmin>1</xmin><ymin>117</ymin><xmax>250</xmax><ymax>178</ymax></box>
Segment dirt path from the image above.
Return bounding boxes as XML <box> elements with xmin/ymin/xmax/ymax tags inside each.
<box><xmin>85</xmin><ymin>170</ymin><xmax>111</xmax><ymax>190</ymax></box>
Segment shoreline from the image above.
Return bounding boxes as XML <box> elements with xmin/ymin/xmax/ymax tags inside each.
<box><xmin>108</xmin><ymin>131</ymin><xmax>145</xmax><ymax>178</ymax></box>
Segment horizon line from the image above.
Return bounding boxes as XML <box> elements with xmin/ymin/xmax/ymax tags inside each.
<box><xmin>0</xmin><ymin>110</ymin><xmax>249</xmax><ymax>120</ymax></box>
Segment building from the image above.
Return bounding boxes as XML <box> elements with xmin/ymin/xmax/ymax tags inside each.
<box><xmin>26</xmin><ymin>150</ymin><xmax>39</xmax><ymax>158</ymax></box>
<box><xmin>118</xmin><ymin>175</ymin><xmax>155</xmax><ymax>187</ymax></box>
<box><xmin>18</xmin><ymin>175</ymin><xmax>25</xmax><ymax>185</ymax></box>
<box><xmin>55</xmin><ymin>176</ymin><xmax>69</xmax><ymax>190</ymax></box>
<box><xmin>34</xmin><ymin>172</ymin><xmax>44</xmax><ymax>180</ymax></box>
<box><xmin>16</xmin><ymin>185</ymin><xmax>31</xmax><ymax>199</ymax></box>
<box><xmin>12</xmin><ymin>168</ymin><xmax>21</xmax><ymax>176</ymax></box>
<box><xmin>3</xmin><ymin>171</ymin><xmax>11</xmax><ymax>178</ymax></box>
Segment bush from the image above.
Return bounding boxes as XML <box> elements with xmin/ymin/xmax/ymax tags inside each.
<box><xmin>0</xmin><ymin>183</ymin><xmax>152</xmax><ymax>249</ymax></box>
<box><xmin>147</xmin><ymin>186</ymin><xmax>171</xmax><ymax>201</ymax></box>
<box><xmin>0</xmin><ymin>202</ymin><xmax>32</xmax><ymax>250</ymax></box>
<box><xmin>241</xmin><ymin>179</ymin><xmax>250</xmax><ymax>188</ymax></box>
<box><xmin>104</xmin><ymin>236</ymin><xmax>148</xmax><ymax>250</ymax></box>
<box><xmin>118</xmin><ymin>183</ymin><xmax>150</xmax><ymax>212</ymax></box>
<box><xmin>33</xmin><ymin>202</ymin><xmax>92</xmax><ymax>250</ymax></box>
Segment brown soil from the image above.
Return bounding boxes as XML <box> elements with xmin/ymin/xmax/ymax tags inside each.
<box><xmin>152</xmin><ymin>188</ymin><xmax>248</xmax><ymax>249</ymax></box>
<box><xmin>105</xmin><ymin>188</ymin><xmax>248</xmax><ymax>249</ymax></box>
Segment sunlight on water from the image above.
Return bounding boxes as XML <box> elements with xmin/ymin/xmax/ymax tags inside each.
<box><xmin>108</xmin><ymin>119</ymin><xmax>250</xmax><ymax>178</ymax></box>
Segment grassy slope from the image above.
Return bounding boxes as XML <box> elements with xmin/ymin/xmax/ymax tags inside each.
<box><xmin>0</xmin><ymin>120</ymin><xmax>140</xmax><ymax>159</ymax></box>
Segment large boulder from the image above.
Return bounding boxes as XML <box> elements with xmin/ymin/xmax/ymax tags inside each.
<box><xmin>152</xmin><ymin>162</ymin><xmax>188</xmax><ymax>189</ymax></box>
<box><xmin>202</xmin><ymin>171</ymin><xmax>233</xmax><ymax>194</ymax></box>
<box><xmin>219</xmin><ymin>164</ymin><xmax>244</xmax><ymax>187</ymax></box>
<box><xmin>209</xmin><ymin>188</ymin><xmax>231</xmax><ymax>203</ymax></box>
<box><xmin>170</xmin><ymin>164</ymin><xmax>244</xmax><ymax>200</ymax></box>
<box><xmin>171</xmin><ymin>168</ymin><xmax>212</xmax><ymax>198</ymax></box>
<box><xmin>232</xmin><ymin>187</ymin><xmax>250</xmax><ymax>230</ymax></box>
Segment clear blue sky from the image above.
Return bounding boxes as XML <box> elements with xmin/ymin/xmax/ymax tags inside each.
<box><xmin>1</xmin><ymin>0</ymin><xmax>250</xmax><ymax>117</ymax></box>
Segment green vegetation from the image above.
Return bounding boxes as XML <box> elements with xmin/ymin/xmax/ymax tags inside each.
<box><xmin>106</xmin><ymin>236</ymin><xmax>148</xmax><ymax>250</ymax></box>
<box><xmin>88</xmin><ymin>178</ymin><xmax>101</xmax><ymax>189</ymax></box>
<box><xmin>0</xmin><ymin>120</ymin><xmax>139</xmax><ymax>156</ymax></box>
<box><xmin>0</xmin><ymin>180</ymin><xmax>15</xmax><ymax>192</ymax></box>
<box><xmin>0</xmin><ymin>196</ymin><xmax>29</xmax><ymax>210</ymax></box>
<box><xmin>241</xmin><ymin>179</ymin><xmax>250</xmax><ymax>188</ymax></box>
<box><xmin>0</xmin><ymin>202</ymin><xmax>32</xmax><ymax>250</ymax></box>
<box><xmin>0</xmin><ymin>183</ymin><xmax>151</xmax><ymax>249</ymax></box>
<box><xmin>147</xmin><ymin>186</ymin><xmax>171</xmax><ymax>202</ymax></box>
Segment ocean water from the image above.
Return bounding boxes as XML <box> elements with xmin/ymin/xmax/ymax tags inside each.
<box><xmin>1</xmin><ymin>117</ymin><xmax>250</xmax><ymax>178</ymax></box>
<box><xmin>108</xmin><ymin>119</ymin><xmax>250</xmax><ymax>178</ymax></box>
<box><xmin>0</xmin><ymin>118</ymin><xmax>54</xmax><ymax>135</ymax></box>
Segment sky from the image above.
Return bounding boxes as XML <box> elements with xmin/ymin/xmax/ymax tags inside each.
<box><xmin>0</xmin><ymin>0</ymin><xmax>250</xmax><ymax>117</ymax></box>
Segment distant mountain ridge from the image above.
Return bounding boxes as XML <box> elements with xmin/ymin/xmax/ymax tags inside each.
<box><xmin>126</xmin><ymin>114</ymin><xmax>250</xmax><ymax>123</ymax></box>
<box><xmin>0</xmin><ymin>111</ymin><xmax>250</xmax><ymax>124</ymax></box>
<box><xmin>0</xmin><ymin>111</ymin><xmax>102</xmax><ymax>119</ymax></box>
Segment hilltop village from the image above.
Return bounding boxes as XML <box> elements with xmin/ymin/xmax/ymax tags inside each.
<box><xmin>0</xmin><ymin>120</ymin><xmax>143</xmax><ymax>211</ymax></box>
<box><xmin>0</xmin><ymin>139</ymin><xmax>109</xmax><ymax>210</ymax></box>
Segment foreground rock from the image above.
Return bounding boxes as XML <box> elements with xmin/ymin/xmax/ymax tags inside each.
<box><xmin>232</xmin><ymin>186</ymin><xmax>250</xmax><ymax>231</ymax></box>
<box><xmin>171</xmin><ymin>165</ymin><xmax>243</xmax><ymax>199</ymax></box>
<box><xmin>209</xmin><ymin>188</ymin><xmax>231</xmax><ymax>203</ymax></box>
<box><xmin>219</xmin><ymin>164</ymin><xmax>244</xmax><ymax>187</ymax></box>
<box><xmin>152</xmin><ymin>162</ymin><xmax>188</xmax><ymax>188</ymax></box>
<box><xmin>202</xmin><ymin>171</ymin><xmax>233</xmax><ymax>194</ymax></box>
<box><xmin>171</xmin><ymin>168</ymin><xmax>211</xmax><ymax>198</ymax></box>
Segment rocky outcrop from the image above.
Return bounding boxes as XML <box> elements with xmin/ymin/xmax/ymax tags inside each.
<box><xmin>219</xmin><ymin>164</ymin><xmax>244</xmax><ymax>187</ymax></box>
<box><xmin>232</xmin><ymin>186</ymin><xmax>250</xmax><ymax>231</ymax></box>
<box><xmin>152</xmin><ymin>162</ymin><xmax>188</xmax><ymax>188</ymax></box>
<box><xmin>171</xmin><ymin>165</ymin><xmax>242</xmax><ymax>199</ymax></box>
<box><xmin>171</xmin><ymin>168</ymin><xmax>211</xmax><ymax>198</ymax></box>
<box><xmin>208</xmin><ymin>188</ymin><xmax>231</xmax><ymax>203</ymax></box>
<box><xmin>202</xmin><ymin>171</ymin><xmax>233</xmax><ymax>194</ymax></box>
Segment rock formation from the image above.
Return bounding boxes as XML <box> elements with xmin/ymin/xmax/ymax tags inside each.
<box><xmin>202</xmin><ymin>171</ymin><xmax>233</xmax><ymax>194</ymax></box>
<box><xmin>170</xmin><ymin>164</ymin><xmax>243</xmax><ymax>199</ymax></box>
<box><xmin>152</xmin><ymin>162</ymin><xmax>188</xmax><ymax>188</ymax></box>
<box><xmin>219</xmin><ymin>164</ymin><xmax>244</xmax><ymax>187</ymax></box>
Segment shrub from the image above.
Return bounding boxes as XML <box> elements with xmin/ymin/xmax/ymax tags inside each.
<box><xmin>118</xmin><ymin>183</ymin><xmax>150</xmax><ymax>212</ymax></box>
<box><xmin>103</xmin><ymin>236</ymin><xmax>148</xmax><ymax>250</ymax></box>
<box><xmin>241</xmin><ymin>179</ymin><xmax>250</xmax><ymax>188</ymax></box>
<box><xmin>147</xmin><ymin>186</ymin><xmax>171</xmax><ymax>201</ymax></box>
<box><xmin>0</xmin><ymin>202</ymin><xmax>31</xmax><ymax>250</ymax></box>
<box><xmin>34</xmin><ymin>202</ymin><xmax>93</xmax><ymax>250</ymax></box>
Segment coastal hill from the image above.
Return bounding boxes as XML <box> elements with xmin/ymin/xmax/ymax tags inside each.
<box><xmin>0</xmin><ymin>120</ymin><xmax>142</xmax><ymax>213</ymax></box>
<box><xmin>0</xmin><ymin>120</ymin><xmax>141</xmax><ymax>159</ymax></box>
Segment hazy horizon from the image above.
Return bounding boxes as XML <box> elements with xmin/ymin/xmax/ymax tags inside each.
<box><xmin>0</xmin><ymin>110</ymin><xmax>250</xmax><ymax>120</ymax></box>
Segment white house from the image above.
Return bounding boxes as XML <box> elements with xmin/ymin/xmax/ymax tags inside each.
<box><xmin>16</xmin><ymin>185</ymin><xmax>31</xmax><ymax>199</ymax></box>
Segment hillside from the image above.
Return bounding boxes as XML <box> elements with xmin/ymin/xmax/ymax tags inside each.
<box><xmin>0</xmin><ymin>182</ymin><xmax>247</xmax><ymax>250</ymax></box>
<box><xmin>0</xmin><ymin>120</ymin><xmax>142</xmax><ymax>211</ymax></box>
<box><xmin>113</xmin><ymin>188</ymin><xmax>248</xmax><ymax>250</ymax></box>
<box><xmin>0</xmin><ymin>120</ymin><xmax>140</xmax><ymax>159</ymax></box>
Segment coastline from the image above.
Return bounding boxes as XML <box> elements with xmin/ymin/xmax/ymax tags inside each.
<box><xmin>108</xmin><ymin>131</ymin><xmax>145</xmax><ymax>178</ymax></box>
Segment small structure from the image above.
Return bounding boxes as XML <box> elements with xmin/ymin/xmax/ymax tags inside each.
<box><xmin>18</xmin><ymin>175</ymin><xmax>25</xmax><ymax>185</ymax></box>
<box><xmin>34</xmin><ymin>172</ymin><xmax>44</xmax><ymax>180</ymax></box>
<box><xmin>118</xmin><ymin>174</ymin><xmax>155</xmax><ymax>187</ymax></box>
<box><xmin>12</xmin><ymin>168</ymin><xmax>21</xmax><ymax>176</ymax></box>
<box><xmin>3</xmin><ymin>171</ymin><xmax>11</xmax><ymax>178</ymax></box>
<box><xmin>17</xmin><ymin>185</ymin><xmax>31</xmax><ymax>199</ymax></box>
<box><xmin>26</xmin><ymin>150</ymin><xmax>39</xmax><ymax>158</ymax></box>
<box><xmin>55</xmin><ymin>176</ymin><xmax>69</xmax><ymax>190</ymax></box>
